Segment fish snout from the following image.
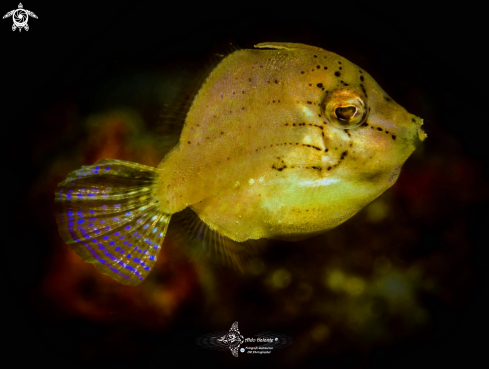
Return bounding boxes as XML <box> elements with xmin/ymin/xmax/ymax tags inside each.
<box><xmin>410</xmin><ymin>117</ymin><xmax>427</xmax><ymax>148</ymax></box>
<box><xmin>418</xmin><ymin>119</ymin><xmax>427</xmax><ymax>143</ymax></box>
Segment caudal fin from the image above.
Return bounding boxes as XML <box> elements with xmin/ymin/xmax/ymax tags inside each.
<box><xmin>54</xmin><ymin>159</ymin><xmax>170</xmax><ymax>285</ymax></box>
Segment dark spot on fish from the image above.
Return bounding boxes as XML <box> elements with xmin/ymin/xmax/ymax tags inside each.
<box><xmin>360</xmin><ymin>75</ymin><xmax>364</xmax><ymax>82</ymax></box>
<box><xmin>301</xmin><ymin>71</ymin><xmax>305</xmax><ymax>74</ymax></box>
<box><xmin>275</xmin><ymin>79</ymin><xmax>278</xmax><ymax>84</ymax></box>
<box><xmin>361</xmin><ymin>122</ymin><xmax>368</xmax><ymax>127</ymax></box>
<box><xmin>338</xmin><ymin>61</ymin><xmax>342</xmax><ymax>64</ymax></box>
<box><xmin>242</xmin><ymin>107</ymin><xmax>245</xmax><ymax>110</ymax></box>
<box><xmin>327</xmin><ymin>166</ymin><xmax>332</xmax><ymax>170</ymax></box>
<box><xmin>188</xmin><ymin>141</ymin><xmax>191</xmax><ymax>144</ymax></box>
<box><xmin>221</xmin><ymin>131</ymin><xmax>224</xmax><ymax>135</ymax></box>
<box><xmin>293</xmin><ymin>123</ymin><xmax>296</xmax><ymax>126</ymax></box>
<box><xmin>318</xmin><ymin>114</ymin><xmax>322</xmax><ymax>117</ymax></box>
<box><xmin>248</xmin><ymin>78</ymin><xmax>251</xmax><ymax>81</ymax></box>
<box><xmin>260</xmin><ymin>65</ymin><xmax>263</xmax><ymax>68</ymax></box>
<box><xmin>324</xmin><ymin>66</ymin><xmax>328</xmax><ymax>70</ymax></box>
<box><xmin>344</xmin><ymin>129</ymin><xmax>351</xmax><ymax>137</ymax></box>
<box><xmin>339</xmin><ymin>67</ymin><xmax>342</xmax><ymax>70</ymax></box>
<box><xmin>309</xmin><ymin>83</ymin><xmax>312</xmax><ymax>86</ymax></box>
<box><xmin>227</xmin><ymin>157</ymin><xmax>230</xmax><ymax>160</ymax></box>
<box><xmin>307</xmin><ymin>101</ymin><xmax>312</xmax><ymax>104</ymax></box>
<box><xmin>335</xmin><ymin>71</ymin><xmax>340</xmax><ymax>77</ymax></box>
<box><xmin>377</xmin><ymin>127</ymin><xmax>383</xmax><ymax>131</ymax></box>
<box><xmin>359</xmin><ymin>69</ymin><xmax>363</xmax><ymax>73</ymax></box>
<box><xmin>325</xmin><ymin>148</ymin><xmax>328</xmax><ymax>152</ymax></box>
<box><xmin>317</xmin><ymin>83</ymin><xmax>324</xmax><ymax>88</ymax></box>
<box><xmin>317</xmin><ymin>65</ymin><xmax>320</xmax><ymax>69</ymax></box>
<box><xmin>412</xmin><ymin>118</ymin><xmax>416</xmax><ymax>123</ymax></box>
<box><xmin>242</xmin><ymin>90</ymin><xmax>245</xmax><ymax>94</ymax></box>
<box><xmin>341</xmin><ymin>151</ymin><xmax>348</xmax><ymax>160</ymax></box>
<box><xmin>385</xmin><ymin>131</ymin><xmax>389</xmax><ymax>134</ymax></box>
<box><xmin>384</xmin><ymin>96</ymin><xmax>391</xmax><ymax>102</ymax></box>
<box><xmin>314</xmin><ymin>55</ymin><xmax>317</xmax><ymax>58</ymax></box>
<box><xmin>392</xmin><ymin>135</ymin><xmax>396</xmax><ymax>140</ymax></box>
<box><xmin>273</xmin><ymin>100</ymin><xmax>275</xmax><ymax>103</ymax></box>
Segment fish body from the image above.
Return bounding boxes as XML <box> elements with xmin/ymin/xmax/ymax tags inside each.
<box><xmin>55</xmin><ymin>42</ymin><xmax>426</xmax><ymax>284</ymax></box>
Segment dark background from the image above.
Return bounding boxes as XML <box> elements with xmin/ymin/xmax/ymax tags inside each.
<box><xmin>4</xmin><ymin>1</ymin><xmax>486</xmax><ymax>368</ymax></box>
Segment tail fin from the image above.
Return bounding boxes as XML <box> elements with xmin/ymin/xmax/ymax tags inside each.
<box><xmin>54</xmin><ymin>159</ymin><xmax>171</xmax><ymax>285</ymax></box>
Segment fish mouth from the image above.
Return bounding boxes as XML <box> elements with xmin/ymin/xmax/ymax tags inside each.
<box><xmin>418</xmin><ymin>119</ymin><xmax>427</xmax><ymax>142</ymax></box>
<box><xmin>411</xmin><ymin>118</ymin><xmax>427</xmax><ymax>148</ymax></box>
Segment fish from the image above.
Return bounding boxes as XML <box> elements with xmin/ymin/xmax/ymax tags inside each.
<box><xmin>55</xmin><ymin>42</ymin><xmax>426</xmax><ymax>285</ymax></box>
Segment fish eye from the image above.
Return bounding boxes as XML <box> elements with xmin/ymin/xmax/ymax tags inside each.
<box><xmin>335</xmin><ymin>106</ymin><xmax>357</xmax><ymax>121</ymax></box>
<box><xmin>321</xmin><ymin>89</ymin><xmax>367</xmax><ymax>129</ymax></box>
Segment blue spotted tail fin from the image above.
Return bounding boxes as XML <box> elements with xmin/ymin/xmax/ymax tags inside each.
<box><xmin>54</xmin><ymin>159</ymin><xmax>170</xmax><ymax>285</ymax></box>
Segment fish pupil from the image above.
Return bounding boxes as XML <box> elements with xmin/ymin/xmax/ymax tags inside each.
<box><xmin>335</xmin><ymin>106</ymin><xmax>357</xmax><ymax>121</ymax></box>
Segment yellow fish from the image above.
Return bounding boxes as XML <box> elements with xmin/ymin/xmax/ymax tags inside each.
<box><xmin>55</xmin><ymin>42</ymin><xmax>426</xmax><ymax>285</ymax></box>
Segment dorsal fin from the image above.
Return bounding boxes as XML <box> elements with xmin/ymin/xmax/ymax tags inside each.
<box><xmin>254</xmin><ymin>42</ymin><xmax>326</xmax><ymax>52</ymax></box>
<box><xmin>156</xmin><ymin>39</ymin><xmax>242</xmax><ymax>152</ymax></box>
